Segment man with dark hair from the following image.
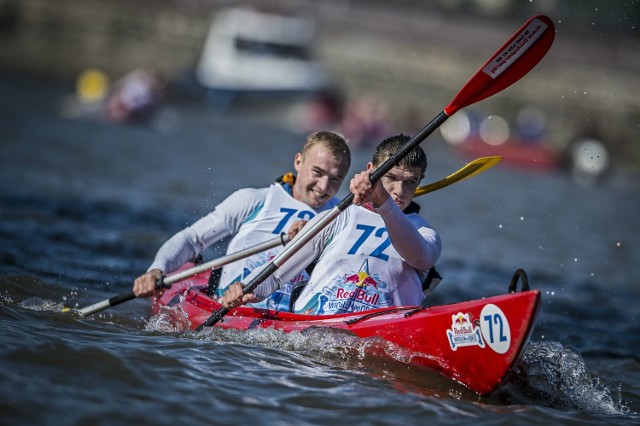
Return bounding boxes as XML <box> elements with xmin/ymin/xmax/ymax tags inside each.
<box><xmin>222</xmin><ymin>134</ymin><xmax>442</xmax><ymax>314</ymax></box>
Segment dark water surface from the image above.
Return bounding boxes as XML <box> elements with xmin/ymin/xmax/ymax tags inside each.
<box><xmin>1</xmin><ymin>74</ymin><xmax>639</xmax><ymax>425</ymax></box>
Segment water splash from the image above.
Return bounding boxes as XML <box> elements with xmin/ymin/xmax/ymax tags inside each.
<box><xmin>19</xmin><ymin>297</ymin><xmax>67</xmax><ymax>313</ymax></box>
<box><xmin>145</xmin><ymin>307</ymin><xmax>419</xmax><ymax>371</ymax></box>
<box><xmin>513</xmin><ymin>341</ymin><xmax>628</xmax><ymax>414</ymax></box>
<box><xmin>1</xmin><ymin>275</ymin><xmax>79</xmax><ymax>313</ymax></box>
<box><xmin>144</xmin><ymin>295</ymin><xmax>192</xmax><ymax>333</ymax></box>
<box><xmin>145</xmin><ymin>307</ymin><xmax>191</xmax><ymax>333</ymax></box>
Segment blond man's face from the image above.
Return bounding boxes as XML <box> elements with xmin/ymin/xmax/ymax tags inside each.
<box><xmin>292</xmin><ymin>144</ymin><xmax>349</xmax><ymax>209</ymax></box>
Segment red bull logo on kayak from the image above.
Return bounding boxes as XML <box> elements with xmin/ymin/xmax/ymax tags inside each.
<box><xmin>447</xmin><ymin>312</ymin><xmax>486</xmax><ymax>351</ymax></box>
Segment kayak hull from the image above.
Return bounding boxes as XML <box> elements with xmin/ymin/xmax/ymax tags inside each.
<box><xmin>152</xmin><ymin>265</ymin><xmax>540</xmax><ymax>396</ymax></box>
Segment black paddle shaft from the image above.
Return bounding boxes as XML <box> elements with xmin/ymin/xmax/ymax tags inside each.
<box><xmin>197</xmin><ymin>111</ymin><xmax>450</xmax><ymax>330</ymax></box>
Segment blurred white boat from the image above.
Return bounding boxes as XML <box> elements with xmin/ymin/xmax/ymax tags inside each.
<box><xmin>196</xmin><ymin>8</ymin><xmax>329</xmax><ymax>93</ymax></box>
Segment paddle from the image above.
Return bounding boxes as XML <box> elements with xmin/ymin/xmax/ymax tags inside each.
<box><xmin>414</xmin><ymin>156</ymin><xmax>502</xmax><ymax>197</ymax></box>
<box><xmin>197</xmin><ymin>15</ymin><xmax>555</xmax><ymax>329</ymax></box>
<box><xmin>74</xmin><ymin>234</ymin><xmax>290</xmax><ymax>317</ymax></box>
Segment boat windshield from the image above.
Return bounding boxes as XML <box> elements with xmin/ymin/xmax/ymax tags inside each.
<box><xmin>234</xmin><ymin>37</ymin><xmax>311</xmax><ymax>60</ymax></box>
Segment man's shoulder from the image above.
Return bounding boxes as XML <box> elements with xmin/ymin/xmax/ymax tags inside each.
<box><xmin>229</xmin><ymin>186</ymin><xmax>270</xmax><ymax>198</ymax></box>
<box><xmin>219</xmin><ymin>187</ymin><xmax>270</xmax><ymax>210</ymax></box>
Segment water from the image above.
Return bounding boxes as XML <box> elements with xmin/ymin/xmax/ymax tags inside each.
<box><xmin>1</xmin><ymin>72</ymin><xmax>639</xmax><ymax>425</ymax></box>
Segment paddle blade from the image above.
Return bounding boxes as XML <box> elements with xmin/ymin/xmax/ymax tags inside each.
<box><xmin>414</xmin><ymin>156</ymin><xmax>502</xmax><ymax>196</ymax></box>
<box><xmin>444</xmin><ymin>15</ymin><xmax>555</xmax><ymax>116</ymax></box>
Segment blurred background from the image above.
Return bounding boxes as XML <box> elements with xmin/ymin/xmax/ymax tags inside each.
<box><xmin>1</xmin><ymin>0</ymin><xmax>638</xmax><ymax>183</ymax></box>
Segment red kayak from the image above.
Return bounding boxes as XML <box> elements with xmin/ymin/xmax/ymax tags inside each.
<box><xmin>152</xmin><ymin>265</ymin><xmax>540</xmax><ymax>396</ymax></box>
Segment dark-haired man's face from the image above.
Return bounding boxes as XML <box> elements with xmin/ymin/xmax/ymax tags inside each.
<box><xmin>380</xmin><ymin>165</ymin><xmax>423</xmax><ymax>211</ymax></box>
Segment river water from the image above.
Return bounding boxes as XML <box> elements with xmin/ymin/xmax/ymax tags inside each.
<box><xmin>1</xmin><ymin>72</ymin><xmax>639</xmax><ymax>425</ymax></box>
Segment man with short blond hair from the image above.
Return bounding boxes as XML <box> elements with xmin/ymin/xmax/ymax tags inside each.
<box><xmin>134</xmin><ymin>131</ymin><xmax>351</xmax><ymax>312</ymax></box>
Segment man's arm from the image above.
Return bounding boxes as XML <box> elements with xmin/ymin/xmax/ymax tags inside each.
<box><xmin>350</xmin><ymin>167</ymin><xmax>441</xmax><ymax>273</ymax></box>
<box><xmin>375</xmin><ymin>198</ymin><xmax>441</xmax><ymax>272</ymax></box>
<box><xmin>147</xmin><ymin>187</ymin><xmax>267</xmax><ymax>273</ymax></box>
<box><xmin>133</xmin><ymin>188</ymin><xmax>267</xmax><ymax>298</ymax></box>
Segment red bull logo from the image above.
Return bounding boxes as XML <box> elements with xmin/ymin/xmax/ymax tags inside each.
<box><xmin>454</xmin><ymin>313</ymin><xmax>467</xmax><ymax>326</ymax></box>
<box><xmin>343</xmin><ymin>259</ymin><xmax>379</xmax><ymax>289</ymax></box>
<box><xmin>446</xmin><ymin>312</ymin><xmax>485</xmax><ymax>351</ymax></box>
<box><xmin>343</xmin><ymin>272</ymin><xmax>379</xmax><ymax>289</ymax></box>
<box><xmin>335</xmin><ymin>287</ymin><xmax>380</xmax><ymax>305</ymax></box>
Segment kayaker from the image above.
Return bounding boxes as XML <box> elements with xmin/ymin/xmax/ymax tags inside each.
<box><xmin>133</xmin><ymin>131</ymin><xmax>351</xmax><ymax>311</ymax></box>
<box><xmin>221</xmin><ymin>134</ymin><xmax>442</xmax><ymax>314</ymax></box>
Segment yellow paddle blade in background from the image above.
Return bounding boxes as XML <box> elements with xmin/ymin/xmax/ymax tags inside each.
<box><xmin>414</xmin><ymin>156</ymin><xmax>502</xmax><ymax>197</ymax></box>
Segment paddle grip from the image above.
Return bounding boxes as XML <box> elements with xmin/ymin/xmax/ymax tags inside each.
<box><xmin>109</xmin><ymin>292</ymin><xmax>136</xmax><ymax>306</ymax></box>
<box><xmin>197</xmin><ymin>307</ymin><xmax>230</xmax><ymax>330</ymax></box>
<box><xmin>86</xmin><ymin>276</ymin><xmax>166</xmax><ymax>314</ymax></box>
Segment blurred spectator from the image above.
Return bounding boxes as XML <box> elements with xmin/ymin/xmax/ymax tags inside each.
<box><xmin>295</xmin><ymin>89</ymin><xmax>343</xmax><ymax>133</ymax></box>
<box><xmin>104</xmin><ymin>67</ymin><xmax>166</xmax><ymax>123</ymax></box>
<box><xmin>296</xmin><ymin>92</ymin><xmax>392</xmax><ymax>149</ymax></box>
<box><xmin>339</xmin><ymin>95</ymin><xmax>391</xmax><ymax>148</ymax></box>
